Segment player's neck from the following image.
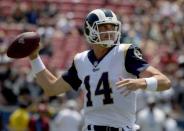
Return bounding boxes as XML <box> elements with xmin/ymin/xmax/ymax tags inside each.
<box><xmin>92</xmin><ymin>45</ymin><xmax>109</xmax><ymax>60</ymax></box>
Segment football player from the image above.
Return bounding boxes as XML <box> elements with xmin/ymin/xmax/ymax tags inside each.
<box><xmin>29</xmin><ymin>9</ymin><xmax>171</xmax><ymax>131</ymax></box>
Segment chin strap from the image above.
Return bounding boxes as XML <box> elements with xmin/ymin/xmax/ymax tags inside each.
<box><xmin>99</xmin><ymin>44</ymin><xmax>112</xmax><ymax>48</ymax></box>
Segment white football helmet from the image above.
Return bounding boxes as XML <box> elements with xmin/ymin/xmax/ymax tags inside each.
<box><xmin>84</xmin><ymin>9</ymin><xmax>121</xmax><ymax>47</ymax></box>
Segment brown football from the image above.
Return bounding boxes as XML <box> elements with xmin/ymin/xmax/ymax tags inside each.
<box><xmin>7</xmin><ymin>32</ymin><xmax>40</xmax><ymax>59</ymax></box>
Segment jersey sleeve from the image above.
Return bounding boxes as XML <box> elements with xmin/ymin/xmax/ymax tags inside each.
<box><xmin>62</xmin><ymin>61</ymin><xmax>82</xmax><ymax>91</ymax></box>
<box><xmin>125</xmin><ymin>44</ymin><xmax>149</xmax><ymax>77</ymax></box>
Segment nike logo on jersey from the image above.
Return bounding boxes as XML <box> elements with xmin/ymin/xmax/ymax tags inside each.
<box><xmin>92</xmin><ymin>61</ymin><xmax>100</xmax><ymax>72</ymax></box>
<box><xmin>93</xmin><ymin>68</ymin><xmax>100</xmax><ymax>72</ymax></box>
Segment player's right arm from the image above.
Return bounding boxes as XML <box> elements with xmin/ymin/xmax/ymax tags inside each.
<box><xmin>29</xmin><ymin>48</ymin><xmax>72</xmax><ymax>96</ymax></box>
<box><xmin>35</xmin><ymin>69</ymin><xmax>71</xmax><ymax>96</ymax></box>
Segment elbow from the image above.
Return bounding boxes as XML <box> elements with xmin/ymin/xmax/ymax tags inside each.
<box><xmin>43</xmin><ymin>88</ymin><xmax>53</xmax><ymax>97</ymax></box>
<box><xmin>164</xmin><ymin>77</ymin><xmax>171</xmax><ymax>90</ymax></box>
<box><xmin>43</xmin><ymin>85</ymin><xmax>68</xmax><ymax>97</ymax></box>
<box><xmin>44</xmin><ymin>90</ymin><xmax>53</xmax><ymax>97</ymax></box>
<box><xmin>36</xmin><ymin>84</ymin><xmax>53</xmax><ymax>97</ymax></box>
<box><xmin>43</xmin><ymin>87</ymin><xmax>57</xmax><ymax>97</ymax></box>
<box><xmin>41</xmin><ymin>84</ymin><xmax>55</xmax><ymax>97</ymax></box>
<box><xmin>44</xmin><ymin>89</ymin><xmax>65</xmax><ymax>97</ymax></box>
<box><xmin>158</xmin><ymin>77</ymin><xmax>171</xmax><ymax>91</ymax></box>
<box><xmin>166</xmin><ymin>78</ymin><xmax>171</xmax><ymax>89</ymax></box>
<box><xmin>36</xmin><ymin>79</ymin><xmax>57</xmax><ymax>97</ymax></box>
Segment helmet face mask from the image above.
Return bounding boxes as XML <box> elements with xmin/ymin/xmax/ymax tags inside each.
<box><xmin>84</xmin><ymin>9</ymin><xmax>121</xmax><ymax>47</ymax></box>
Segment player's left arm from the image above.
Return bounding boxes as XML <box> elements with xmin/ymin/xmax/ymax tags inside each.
<box><xmin>116</xmin><ymin>66</ymin><xmax>171</xmax><ymax>93</ymax></box>
<box><xmin>116</xmin><ymin>44</ymin><xmax>171</xmax><ymax>93</ymax></box>
<box><xmin>139</xmin><ymin>65</ymin><xmax>171</xmax><ymax>91</ymax></box>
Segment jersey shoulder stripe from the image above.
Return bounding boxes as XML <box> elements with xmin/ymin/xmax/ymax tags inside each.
<box><xmin>74</xmin><ymin>50</ymin><xmax>90</xmax><ymax>63</ymax></box>
<box><xmin>118</xmin><ymin>43</ymin><xmax>132</xmax><ymax>57</ymax></box>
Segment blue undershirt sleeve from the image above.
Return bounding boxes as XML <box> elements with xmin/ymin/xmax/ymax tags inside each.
<box><xmin>62</xmin><ymin>62</ymin><xmax>82</xmax><ymax>91</ymax></box>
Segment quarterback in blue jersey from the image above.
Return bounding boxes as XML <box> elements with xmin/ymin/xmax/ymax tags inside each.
<box><xmin>29</xmin><ymin>9</ymin><xmax>171</xmax><ymax>131</ymax></box>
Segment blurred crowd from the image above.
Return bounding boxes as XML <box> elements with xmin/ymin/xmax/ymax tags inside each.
<box><xmin>0</xmin><ymin>0</ymin><xmax>183</xmax><ymax>131</ymax></box>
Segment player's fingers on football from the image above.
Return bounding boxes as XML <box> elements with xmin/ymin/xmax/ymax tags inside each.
<box><xmin>29</xmin><ymin>45</ymin><xmax>40</xmax><ymax>59</ymax></box>
<box><xmin>36</xmin><ymin>44</ymin><xmax>41</xmax><ymax>51</ymax></box>
<box><xmin>31</xmin><ymin>45</ymin><xmax>39</xmax><ymax>54</ymax></box>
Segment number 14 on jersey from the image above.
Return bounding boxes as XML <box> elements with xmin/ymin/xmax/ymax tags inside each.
<box><xmin>84</xmin><ymin>72</ymin><xmax>114</xmax><ymax>107</ymax></box>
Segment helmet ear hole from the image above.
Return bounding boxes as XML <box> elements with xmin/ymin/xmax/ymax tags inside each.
<box><xmin>84</xmin><ymin>23</ymin><xmax>90</xmax><ymax>35</ymax></box>
<box><xmin>85</xmin><ymin>28</ymin><xmax>89</xmax><ymax>35</ymax></box>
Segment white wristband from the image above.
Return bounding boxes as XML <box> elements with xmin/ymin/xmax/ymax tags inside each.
<box><xmin>31</xmin><ymin>56</ymin><xmax>46</xmax><ymax>75</ymax></box>
<box><xmin>144</xmin><ymin>77</ymin><xmax>158</xmax><ymax>91</ymax></box>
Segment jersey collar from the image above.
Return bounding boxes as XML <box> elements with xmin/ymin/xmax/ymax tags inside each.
<box><xmin>88</xmin><ymin>46</ymin><xmax>116</xmax><ymax>67</ymax></box>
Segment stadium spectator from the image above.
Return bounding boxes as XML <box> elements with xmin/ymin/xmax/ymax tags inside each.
<box><xmin>29</xmin><ymin>103</ymin><xmax>50</xmax><ymax>131</ymax></box>
<box><xmin>25</xmin><ymin>3</ymin><xmax>39</xmax><ymax>25</ymax></box>
<box><xmin>137</xmin><ymin>96</ymin><xmax>166</xmax><ymax>131</ymax></box>
<box><xmin>52</xmin><ymin>100</ymin><xmax>83</xmax><ymax>131</ymax></box>
<box><xmin>8</xmin><ymin>102</ymin><xmax>30</xmax><ymax>131</ymax></box>
<box><xmin>11</xmin><ymin>5</ymin><xmax>25</xmax><ymax>23</ymax></box>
